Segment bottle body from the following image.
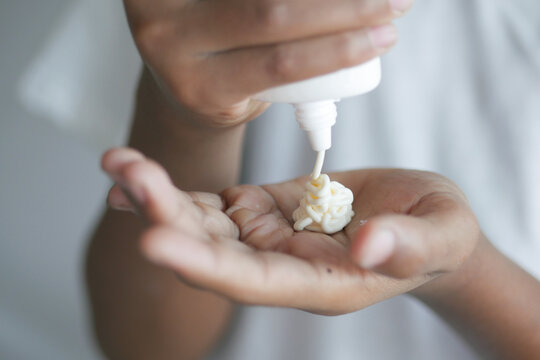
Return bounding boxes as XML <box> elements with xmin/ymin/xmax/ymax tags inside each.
<box><xmin>254</xmin><ymin>58</ymin><xmax>381</xmax><ymax>152</ymax></box>
<box><xmin>255</xmin><ymin>58</ymin><xmax>381</xmax><ymax>103</ymax></box>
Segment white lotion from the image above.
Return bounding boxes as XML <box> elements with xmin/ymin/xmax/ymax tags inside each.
<box><xmin>292</xmin><ymin>173</ymin><xmax>355</xmax><ymax>234</ymax></box>
<box><xmin>254</xmin><ymin>58</ymin><xmax>381</xmax><ymax>151</ymax></box>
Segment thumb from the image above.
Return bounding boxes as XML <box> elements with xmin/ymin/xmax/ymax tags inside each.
<box><xmin>350</xmin><ymin>201</ymin><xmax>478</xmax><ymax>278</ymax></box>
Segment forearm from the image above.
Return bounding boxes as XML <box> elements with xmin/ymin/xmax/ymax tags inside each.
<box><xmin>129</xmin><ymin>68</ymin><xmax>246</xmax><ymax>192</ymax></box>
<box><xmin>414</xmin><ymin>235</ymin><xmax>540</xmax><ymax>359</ymax></box>
<box><xmin>87</xmin><ymin>68</ymin><xmax>244</xmax><ymax>359</ymax></box>
<box><xmin>87</xmin><ymin>211</ymin><xmax>233</xmax><ymax>360</ymax></box>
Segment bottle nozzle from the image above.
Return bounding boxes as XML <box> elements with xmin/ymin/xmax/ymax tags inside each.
<box><xmin>294</xmin><ymin>100</ymin><xmax>337</xmax><ymax>152</ymax></box>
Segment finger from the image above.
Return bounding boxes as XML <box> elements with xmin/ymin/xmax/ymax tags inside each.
<box><xmin>189</xmin><ymin>192</ymin><xmax>225</xmax><ymax>210</ymax></box>
<box><xmin>107</xmin><ymin>184</ymin><xmax>135</xmax><ymax>212</ymax></box>
<box><xmin>101</xmin><ymin>147</ymin><xmax>146</xmax><ymax>176</ymax></box>
<box><xmin>189</xmin><ymin>192</ymin><xmax>240</xmax><ymax>238</ymax></box>
<box><xmin>197</xmin><ymin>202</ymin><xmax>240</xmax><ymax>239</ymax></box>
<box><xmin>182</xmin><ymin>0</ymin><xmax>410</xmax><ymax>52</ymax></box>
<box><xmin>101</xmin><ymin>147</ymin><xmax>147</xmax><ymax>213</ymax></box>
<box><xmin>103</xmin><ymin>147</ymin><xmax>237</xmax><ymax>237</ymax></box>
<box><xmin>221</xmin><ymin>185</ymin><xmax>276</xmax><ymax>215</ymax></box>
<box><xmin>197</xmin><ymin>26</ymin><xmax>397</xmax><ymax>105</ymax></box>
<box><xmin>108</xmin><ymin>155</ymin><xmax>201</xmax><ymax>231</ymax></box>
<box><xmin>140</xmin><ymin>226</ymin><xmax>324</xmax><ymax>308</ymax></box>
<box><xmin>221</xmin><ymin>185</ymin><xmax>292</xmax><ymax>249</ymax></box>
<box><xmin>107</xmin><ymin>186</ymin><xmax>224</xmax><ymax>213</ymax></box>
<box><xmin>102</xmin><ymin>148</ymin><xmax>196</xmax><ymax>218</ymax></box>
<box><xmin>350</xmin><ymin>194</ymin><xmax>479</xmax><ymax>278</ymax></box>
<box><xmin>116</xmin><ymin>156</ymin><xmax>238</xmax><ymax>240</ymax></box>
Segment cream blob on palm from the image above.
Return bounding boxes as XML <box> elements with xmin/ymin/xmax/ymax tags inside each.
<box><xmin>292</xmin><ymin>173</ymin><xmax>354</xmax><ymax>234</ymax></box>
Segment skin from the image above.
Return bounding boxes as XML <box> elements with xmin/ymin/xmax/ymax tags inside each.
<box><xmin>102</xmin><ymin>148</ymin><xmax>479</xmax><ymax>315</ymax></box>
<box><xmin>100</xmin><ymin>147</ymin><xmax>540</xmax><ymax>360</ymax></box>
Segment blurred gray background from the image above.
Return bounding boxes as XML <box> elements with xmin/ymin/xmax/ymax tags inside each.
<box><xmin>1</xmin><ymin>1</ymin><xmax>106</xmax><ymax>358</ymax></box>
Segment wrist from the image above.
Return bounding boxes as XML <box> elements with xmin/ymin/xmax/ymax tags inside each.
<box><xmin>409</xmin><ymin>234</ymin><xmax>540</xmax><ymax>358</ymax></box>
<box><xmin>410</xmin><ymin>233</ymin><xmax>491</xmax><ymax>304</ymax></box>
<box><xmin>127</xmin><ymin>68</ymin><xmax>248</xmax><ymax>192</ymax></box>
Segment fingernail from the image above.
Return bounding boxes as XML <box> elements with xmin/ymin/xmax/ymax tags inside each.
<box><xmin>109</xmin><ymin>203</ymin><xmax>133</xmax><ymax>212</ymax></box>
<box><xmin>359</xmin><ymin>229</ymin><xmax>396</xmax><ymax>269</ymax></box>
<box><xmin>368</xmin><ymin>25</ymin><xmax>398</xmax><ymax>49</ymax></box>
<box><xmin>390</xmin><ymin>0</ymin><xmax>413</xmax><ymax>14</ymax></box>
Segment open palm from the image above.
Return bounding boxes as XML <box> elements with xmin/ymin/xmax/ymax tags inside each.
<box><xmin>103</xmin><ymin>148</ymin><xmax>479</xmax><ymax>315</ymax></box>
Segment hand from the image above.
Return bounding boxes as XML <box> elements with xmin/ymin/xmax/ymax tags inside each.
<box><xmin>102</xmin><ymin>147</ymin><xmax>478</xmax><ymax>315</ymax></box>
<box><xmin>124</xmin><ymin>0</ymin><xmax>411</xmax><ymax>126</ymax></box>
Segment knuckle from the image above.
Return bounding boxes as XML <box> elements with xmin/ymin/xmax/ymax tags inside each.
<box><xmin>133</xmin><ymin>20</ymin><xmax>173</xmax><ymax>57</ymax></box>
<box><xmin>377</xmin><ymin>1</ymin><xmax>398</xmax><ymax>21</ymax></box>
<box><xmin>334</xmin><ymin>32</ymin><xmax>366</xmax><ymax>68</ymax></box>
<box><xmin>352</xmin><ymin>0</ymin><xmax>398</xmax><ymax>23</ymax></box>
<box><xmin>255</xmin><ymin>0</ymin><xmax>290</xmax><ymax>35</ymax></box>
<box><xmin>351</xmin><ymin>0</ymin><xmax>371</xmax><ymax>21</ymax></box>
<box><xmin>267</xmin><ymin>45</ymin><xmax>296</xmax><ymax>81</ymax></box>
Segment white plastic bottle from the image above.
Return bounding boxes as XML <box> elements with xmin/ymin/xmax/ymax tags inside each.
<box><xmin>254</xmin><ymin>58</ymin><xmax>382</xmax><ymax>152</ymax></box>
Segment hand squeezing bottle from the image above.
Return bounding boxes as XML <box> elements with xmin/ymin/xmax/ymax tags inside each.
<box><xmin>254</xmin><ymin>59</ymin><xmax>382</xmax><ymax>234</ymax></box>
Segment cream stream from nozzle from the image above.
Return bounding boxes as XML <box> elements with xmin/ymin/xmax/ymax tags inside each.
<box><xmin>311</xmin><ymin>151</ymin><xmax>325</xmax><ymax>180</ymax></box>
